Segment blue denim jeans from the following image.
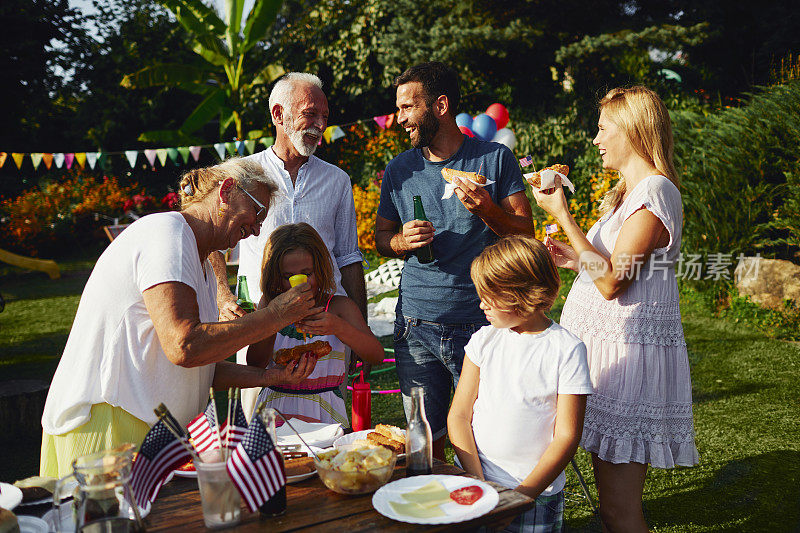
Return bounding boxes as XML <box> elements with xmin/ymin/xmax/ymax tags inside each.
<box><xmin>393</xmin><ymin>315</ymin><xmax>486</xmax><ymax>440</ymax></box>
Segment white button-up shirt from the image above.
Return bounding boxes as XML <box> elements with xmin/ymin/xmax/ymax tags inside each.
<box><xmin>237</xmin><ymin>147</ymin><xmax>363</xmax><ymax>305</ymax></box>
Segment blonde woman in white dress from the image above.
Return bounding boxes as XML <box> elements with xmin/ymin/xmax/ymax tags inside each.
<box><xmin>533</xmin><ymin>86</ymin><xmax>699</xmax><ymax>532</ymax></box>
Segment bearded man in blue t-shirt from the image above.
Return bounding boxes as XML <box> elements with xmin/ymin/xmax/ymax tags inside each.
<box><xmin>375</xmin><ymin>62</ymin><xmax>534</xmax><ymax>459</ymax></box>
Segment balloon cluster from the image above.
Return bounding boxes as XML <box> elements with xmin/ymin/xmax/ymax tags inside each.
<box><xmin>455</xmin><ymin>103</ymin><xmax>516</xmax><ymax>150</ymax></box>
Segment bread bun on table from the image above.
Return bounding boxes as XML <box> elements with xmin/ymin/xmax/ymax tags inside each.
<box><xmin>0</xmin><ymin>508</ymin><xmax>19</xmax><ymax>533</ymax></box>
<box><xmin>365</xmin><ymin>424</ymin><xmax>406</xmax><ymax>454</ymax></box>
<box><xmin>274</xmin><ymin>340</ymin><xmax>332</xmax><ymax>366</ymax></box>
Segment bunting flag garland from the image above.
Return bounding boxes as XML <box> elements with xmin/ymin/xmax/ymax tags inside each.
<box><xmin>1</xmin><ymin>109</ymin><xmax>408</xmax><ymax>174</ymax></box>
<box><xmin>214</xmin><ymin>143</ymin><xmax>226</xmax><ymax>159</ymax></box>
<box><xmin>125</xmin><ymin>150</ymin><xmax>138</xmax><ymax>168</ymax></box>
<box><xmin>86</xmin><ymin>152</ymin><xmax>98</xmax><ymax>169</ymax></box>
<box><xmin>155</xmin><ymin>148</ymin><xmax>168</xmax><ymax>167</ymax></box>
<box><xmin>144</xmin><ymin>149</ymin><xmax>157</xmax><ymax>167</ymax></box>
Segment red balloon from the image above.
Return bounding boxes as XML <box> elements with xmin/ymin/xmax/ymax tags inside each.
<box><xmin>485</xmin><ymin>103</ymin><xmax>509</xmax><ymax>130</ymax></box>
<box><xmin>459</xmin><ymin>126</ymin><xmax>475</xmax><ymax>138</ymax></box>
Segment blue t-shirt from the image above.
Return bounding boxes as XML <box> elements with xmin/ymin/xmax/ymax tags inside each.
<box><xmin>377</xmin><ymin>136</ymin><xmax>526</xmax><ymax>322</ymax></box>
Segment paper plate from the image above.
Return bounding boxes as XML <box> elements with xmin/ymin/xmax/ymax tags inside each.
<box><xmin>333</xmin><ymin>430</ymin><xmax>405</xmax><ymax>459</ymax></box>
<box><xmin>0</xmin><ymin>482</ymin><xmax>22</xmax><ymax>510</ymax></box>
<box><xmin>276</xmin><ymin>421</ymin><xmax>344</xmax><ymax>449</ymax></box>
<box><xmin>372</xmin><ymin>475</ymin><xmax>498</xmax><ymax>525</ymax></box>
<box><xmin>17</xmin><ymin>515</ymin><xmax>49</xmax><ymax>533</ymax></box>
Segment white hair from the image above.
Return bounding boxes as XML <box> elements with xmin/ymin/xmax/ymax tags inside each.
<box><xmin>269</xmin><ymin>72</ymin><xmax>323</xmax><ymax>125</ymax></box>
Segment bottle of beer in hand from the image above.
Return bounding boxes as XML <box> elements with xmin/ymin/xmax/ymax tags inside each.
<box><xmin>406</xmin><ymin>386</ymin><xmax>433</xmax><ymax>476</ymax></box>
<box><xmin>412</xmin><ymin>196</ymin><xmax>434</xmax><ymax>264</ymax></box>
<box><xmin>236</xmin><ymin>275</ymin><xmax>255</xmax><ymax>313</ymax></box>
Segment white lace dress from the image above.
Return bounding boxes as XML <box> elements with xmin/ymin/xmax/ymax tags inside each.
<box><xmin>560</xmin><ymin>175</ymin><xmax>699</xmax><ymax>468</ymax></box>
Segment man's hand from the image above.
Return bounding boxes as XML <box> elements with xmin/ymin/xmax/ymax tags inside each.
<box><xmin>400</xmin><ymin>219</ymin><xmax>434</xmax><ymax>252</ymax></box>
<box><xmin>453</xmin><ymin>176</ymin><xmax>493</xmax><ymax>216</ymax></box>
<box><xmin>265</xmin><ymin>353</ymin><xmax>317</xmax><ymax>386</ymax></box>
<box><xmin>218</xmin><ymin>290</ymin><xmax>246</xmax><ymax>321</ymax></box>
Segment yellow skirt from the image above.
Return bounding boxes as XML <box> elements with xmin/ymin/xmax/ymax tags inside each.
<box><xmin>40</xmin><ymin>403</ymin><xmax>150</xmax><ymax>478</ymax></box>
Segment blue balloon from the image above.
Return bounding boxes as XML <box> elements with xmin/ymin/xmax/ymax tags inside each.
<box><xmin>455</xmin><ymin>113</ymin><xmax>473</xmax><ymax>129</ymax></box>
<box><xmin>471</xmin><ymin>114</ymin><xmax>497</xmax><ymax>141</ymax></box>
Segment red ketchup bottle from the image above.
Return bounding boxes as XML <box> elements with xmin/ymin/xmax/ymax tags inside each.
<box><xmin>351</xmin><ymin>370</ymin><xmax>372</xmax><ymax>431</ymax></box>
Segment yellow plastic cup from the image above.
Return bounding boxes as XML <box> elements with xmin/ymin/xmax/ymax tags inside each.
<box><xmin>289</xmin><ymin>274</ymin><xmax>307</xmax><ymax>287</ymax></box>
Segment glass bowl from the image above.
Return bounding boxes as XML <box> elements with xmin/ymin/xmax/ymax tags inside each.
<box><xmin>314</xmin><ymin>450</ymin><xmax>397</xmax><ymax>495</ymax></box>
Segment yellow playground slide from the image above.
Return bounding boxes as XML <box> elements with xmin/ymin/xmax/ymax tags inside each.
<box><xmin>0</xmin><ymin>248</ymin><xmax>60</xmax><ymax>279</ymax></box>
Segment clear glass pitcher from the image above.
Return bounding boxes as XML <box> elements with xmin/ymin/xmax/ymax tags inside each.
<box><xmin>53</xmin><ymin>446</ymin><xmax>145</xmax><ymax>532</ymax></box>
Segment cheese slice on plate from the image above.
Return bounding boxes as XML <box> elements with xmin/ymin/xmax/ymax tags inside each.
<box><xmin>389</xmin><ymin>500</ymin><xmax>446</xmax><ymax>518</ymax></box>
<box><xmin>401</xmin><ymin>480</ymin><xmax>452</xmax><ymax>507</ymax></box>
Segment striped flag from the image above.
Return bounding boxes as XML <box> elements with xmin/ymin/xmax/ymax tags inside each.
<box><xmin>131</xmin><ymin>418</ymin><xmax>192</xmax><ymax>508</ymax></box>
<box><xmin>519</xmin><ymin>155</ymin><xmax>533</xmax><ymax>167</ymax></box>
<box><xmin>224</xmin><ymin>395</ymin><xmax>248</xmax><ymax>450</ymax></box>
<box><xmin>187</xmin><ymin>401</ymin><xmax>220</xmax><ymax>455</ymax></box>
<box><xmin>226</xmin><ymin>415</ymin><xmax>286</xmax><ymax>512</ymax></box>
<box><xmin>545</xmin><ymin>223</ymin><xmax>559</xmax><ymax>235</ymax></box>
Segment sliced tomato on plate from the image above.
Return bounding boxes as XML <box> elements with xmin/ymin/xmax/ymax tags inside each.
<box><xmin>450</xmin><ymin>485</ymin><xmax>483</xmax><ymax>505</ymax></box>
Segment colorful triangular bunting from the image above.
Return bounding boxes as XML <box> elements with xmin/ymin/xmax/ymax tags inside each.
<box><xmin>224</xmin><ymin>142</ymin><xmax>236</xmax><ymax>156</ymax></box>
<box><xmin>177</xmin><ymin>147</ymin><xmax>190</xmax><ymax>164</ymax></box>
<box><xmin>42</xmin><ymin>153</ymin><xmax>53</xmax><ymax>169</ymax></box>
<box><xmin>31</xmin><ymin>153</ymin><xmax>43</xmax><ymax>170</ymax></box>
<box><xmin>190</xmin><ymin>146</ymin><xmax>202</xmax><ymax>161</ymax></box>
<box><xmin>86</xmin><ymin>152</ymin><xmax>98</xmax><ymax>169</ymax></box>
<box><xmin>75</xmin><ymin>152</ymin><xmax>87</xmax><ymax>169</ymax></box>
<box><xmin>54</xmin><ymin>153</ymin><xmax>65</xmax><ymax>168</ymax></box>
<box><xmin>330</xmin><ymin>126</ymin><xmax>345</xmax><ymax>141</ymax></box>
<box><xmin>125</xmin><ymin>150</ymin><xmax>138</xmax><ymax>168</ymax></box>
<box><xmin>65</xmin><ymin>153</ymin><xmax>75</xmax><ymax>169</ymax></box>
<box><xmin>260</xmin><ymin>137</ymin><xmax>274</xmax><ymax>148</ymax></box>
<box><xmin>214</xmin><ymin>143</ymin><xmax>226</xmax><ymax>159</ymax></box>
<box><xmin>155</xmin><ymin>148</ymin><xmax>168</xmax><ymax>167</ymax></box>
<box><xmin>167</xmin><ymin>148</ymin><xmax>179</xmax><ymax>165</ymax></box>
<box><xmin>0</xmin><ymin>152</ymin><xmax>6</xmax><ymax>168</ymax></box>
<box><xmin>144</xmin><ymin>149</ymin><xmax>157</xmax><ymax>168</ymax></box>
<box><xmin>12</xmin><ymin>153</ymin><xmax>25</xmax><ymax>169</ymax></box>
<box><xmin>235</xmin><ymin>140</ymin><xmax>245</xmax><ymax>155</ymax></box>
<box><xmin>244</xmin><ymin>140</ymin><xmax>256</xmax><ymax>154</ymax></box>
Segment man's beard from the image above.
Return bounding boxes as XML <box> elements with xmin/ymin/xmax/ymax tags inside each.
<box><xmin>410</xmin><ymin>107</ymin><xmax>439</xmax><ymax>148</ymax></box>
<box><xmin>285</xmin><ymin>113</ymin><xmax>322</xmax><ymax>157</ymax></box>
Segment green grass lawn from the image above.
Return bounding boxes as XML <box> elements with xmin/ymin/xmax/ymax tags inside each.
<box><xmin>1</xmin><ymin>258</ymin><xmax>798</xmax><ymax>531</ymax></box>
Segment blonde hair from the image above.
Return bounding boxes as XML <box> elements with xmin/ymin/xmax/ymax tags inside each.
<box><xmin>178</xmin><ymin>157</ymin><xmax>278</xmax><ymax>209</ymax></box>
<box><xmin>471</xmin><ymin>235</ymin><xmax>560</xmax><ymax>315</ymax></box>
<box><xmin>260</xmin><ymin>223</ymin><xmax>336</xmax><ymax>306</ymax></box>
<box><xmin>597</xmin><ymin>86</ymin><xmax>680</xmax><ymax>215</ymax></box>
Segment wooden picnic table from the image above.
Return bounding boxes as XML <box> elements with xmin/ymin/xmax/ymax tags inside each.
<box><xmin>146</xmin><ymin>459</ymin><xmax>535</xmax><ymax>531</ymax></box>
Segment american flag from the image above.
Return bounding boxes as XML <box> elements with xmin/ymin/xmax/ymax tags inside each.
<box><xmin>131</xmin><ymin>418</ymin><xmax>192</xmax><ymax>507</ymax></box>
<box><xmin>519</xmin><ymin>155</ymin><xmax>533</xmax><ymax>167</ymax></box>
<box><xmin>187</xmin><ymin>400</ymin><xmax>220</xmax><ymax>455</ymax></box>
<box><xmin>226</xmin><ymin>415</ymin><xmax>286</xmax><ymax>512</ymax></box>
<box><xmin>545</xmin><ymin>223</ymin><xmax>559</xmax><ymax>235</ymax></box>
<box><xmin>224</xmin><ymin>394</ymin><xmax>248</xmax><ymax>450</ymax></box>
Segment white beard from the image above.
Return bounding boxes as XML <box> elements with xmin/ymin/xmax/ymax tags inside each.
<box><xmin>285</xmin><ymin>114</ymin><xmax>321</xmax><ymax>157</ymax></box>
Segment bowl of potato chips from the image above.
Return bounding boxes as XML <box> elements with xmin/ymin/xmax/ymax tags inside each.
<box><xmin>314</xmin><ymin>444</ymin><xmax>397</xmax><ymax>495</ymax></box>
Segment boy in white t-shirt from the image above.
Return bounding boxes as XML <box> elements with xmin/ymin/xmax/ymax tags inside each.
<box><xmin>448</xmin><ymin>235</ymin><xmax>593</xmax><ymax>533</ymax></box>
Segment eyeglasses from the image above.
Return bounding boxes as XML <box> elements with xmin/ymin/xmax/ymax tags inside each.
<box><xmin>237</xmin><ymin>185</ymin><xmax>267</xmax><ymax>224</ymax></box>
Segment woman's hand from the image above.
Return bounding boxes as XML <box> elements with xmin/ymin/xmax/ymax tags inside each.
<box><xmin>265</xmin><ymin>283</ymin><xmax>321</xmax><ymax>326</ymax></box>
<box><xmin>296</xmin><ymin>311</ymin><xmax>342</xmax><ymax>337</ymax></box>
<box><xmin>545</xmin><ymin>236</ymin><xmax>579</xmax><ymax>271</ymax></box>
<box><xmin>265</xmin><ymin>353</ymin><xmax>317</xmax><ymax>386</ymax></box>
<box><xmin>532</xmin><ymin>176</ymin><xmax>572</xmax><ymax>223</ymax></box>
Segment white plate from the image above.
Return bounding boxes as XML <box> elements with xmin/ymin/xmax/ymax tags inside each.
<box><xmin>17</xmin><ymin>480</ymin><xmax>79</xmax><ymax>507</ymax></box>
<box><xmin>17</xmin><ymin>515</ymin><xmax>49</xmax><ymax>533</ymax></box>
<box><xmin>173</xmin><ymin>469</ymin><xmax>198</xmax><ymax>479</ymax></box>
<box><xmin>276</xmin><ymin>420</ymin><xmax>344</xmax><ymax>448</ymax></box>
<box><xmin>0</xmin><ymin>482</ymin><xmax>23</xmax><ymax>510</ymax></box>
<box><xmin>372</xmin><ymin>474</ymin><xmax>498</xmax><ymax>525</ymax></box>
<box><xmin>334</xmin><ymin>430</ymin><xmax>406</xmax><ymax>459</ymax></box>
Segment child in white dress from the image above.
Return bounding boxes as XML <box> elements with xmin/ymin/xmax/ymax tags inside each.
<box><xmin>247</xmin><ymin>223</ymin><xmax>384</xmax><ymax>426</ymax></box>
<box><xmin>448</xmin><ymin>235</ymin><xmax>593</xmax><ymax>533</ymax></box>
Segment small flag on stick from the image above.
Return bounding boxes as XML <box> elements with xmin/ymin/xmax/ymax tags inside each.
<box><xmin>226</xmin><ymin>414</ymin><xmax>286</xmax><ymax>512</ymax></box>
<box><xmin>545</xmin><ymin>223</ymin><xmax>559</xmax><ymax>235</ymax></box>
<box><xmin>187</xmin><ymin>400</ymin><xmax>221</xmax><ymax>455</ymax></box>
<box><xmin>519</xmin><ymin>155</ymin><xmax>533</xmax><ymax>167</ymax></box>
<box><xmin>131</xmin><ymin>416</ymin><xmax>192</xmax><ymax>508</ymax></box>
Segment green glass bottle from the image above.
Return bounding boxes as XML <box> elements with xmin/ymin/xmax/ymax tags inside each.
<box><xmin>236</xmin><ymin>275</ymin><xmax>256</xmax><ymax>313</ymax></box>
<box><xmin>412</xmin><ymin>196</ymin><xmax>434</xmax><ymax>264</ymax></box>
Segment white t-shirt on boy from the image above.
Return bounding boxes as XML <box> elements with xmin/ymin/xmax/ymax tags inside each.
<box><xmin>466</xmin><ymin>321</ymin><xmax>593</xmax><ymax>495</ymax></box>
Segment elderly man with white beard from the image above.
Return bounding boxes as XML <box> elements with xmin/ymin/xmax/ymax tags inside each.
<box><xmin>209</xmin><ymin>73</ymin><xmax>367</xmax><ymax>418</ymax></box>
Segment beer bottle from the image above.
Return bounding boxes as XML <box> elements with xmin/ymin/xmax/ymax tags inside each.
<box><xmin>405</xmin><ymin>387</ymin><xmax>433</xmax><ymax>476</ymax></box>
<box><xmin>236</xmin><ymin>275</ymin><xmax>256</xmax><ymax>313</ymax></box>
<box><xmin>412</xmin><ymin>196</ymin><xmax>434</xmax><ymax>264</ymax></box>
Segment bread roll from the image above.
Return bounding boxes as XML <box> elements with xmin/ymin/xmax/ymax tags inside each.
<box><xmin>367</xmin><ymin>431</ymin><xmax>404</xmax><ymax>454</ymax></box>
<box><xmin>441</xmin><ymin>167</ymin><xmax>487</xmax><ymax>185</ymax></box>
<box><xmin>274</xmin><ymin>340</ymin><xmax>332</xmax><ymax>366</ymax></box>
<box><xmin>525</xmin><ymin>164</ymin><xmax>570</xmax><ymax>188</ymax></box>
